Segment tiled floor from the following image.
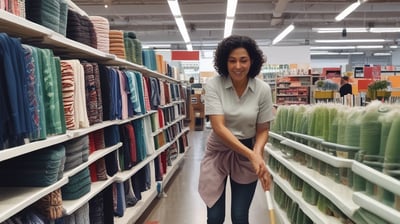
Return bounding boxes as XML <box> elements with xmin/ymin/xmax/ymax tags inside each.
<box><xmin>137</xmin><ymin>129</ymin><xmax>272</xmax><ymax>224</ymax></box>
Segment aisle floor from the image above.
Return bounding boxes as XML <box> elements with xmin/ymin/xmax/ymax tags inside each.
<box><xmin>136</xmin><ymin>129</ymin><xmax>272</xmax><ymax>224</ymax></box>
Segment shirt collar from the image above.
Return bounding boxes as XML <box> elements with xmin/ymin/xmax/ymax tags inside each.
<box><xmin>223</xmin><ymin>76</ymin><xmax>256</xmax><ymax>93</ymax></box>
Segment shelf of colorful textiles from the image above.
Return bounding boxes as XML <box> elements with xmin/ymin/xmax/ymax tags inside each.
<box><xmin>114</xmin><ymin>186</ymin><xmax>158</xmax><ymax>224</ymax></box>
<box><xmin>162</xmin><ymin>152</ymin><xmax>185</xmax><ymax>188</ymax></box>
<box><xmin>351</xmin><ymin>161</ymin><xmax>400</xmax><ymax>223</ymax></box>
<box><xmin>106</xmin><ymin>58</ymin><xmax>178</xmax><ymax>83</ymax></box>
<box><xmin>0</xmin><ymin>9</ymin><xmax>53</xmax><ymax>40</ymax></box>
<box><xmin>62</xmin><ymin>175</ymin><xmax>115</xmax><ymax>215</ymax></box>
<box><xmin>0</xmin><ymin>111</ymin><xmax>158</xmax><ymax>163</ymax></box>
<box><xmin>115</xmin><ymin>142</ymin><xmax>170</xmax><ymax>183</ymax></box>
<box><xmin>64</xmin><ymin>142</ymin><xmax>122</xmax><ymax>178</ymax></box>
<box><xmin>0</xmin><ymin>176</ymin><xmax>69</xmax><ymax>223</ymax></box>
<box><xmin>268</xmin><ymin>166</ymin><xmax>342</xmax><ymax>224</ymax></box>
<box><xmin>0</xmin><ymin>120</ymin><xmax>116</xmax><ymax>163</ymax></box>
<box><xmin>266</xmin><ymin>146</ymin><xmax>359</xmax><ymax>220</ymax></box>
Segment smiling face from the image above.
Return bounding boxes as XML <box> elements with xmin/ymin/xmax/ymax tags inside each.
<box><xmin>227</xmin><ymin>47</ymin><xmax>251</xmax><ymax>84</ymax></box>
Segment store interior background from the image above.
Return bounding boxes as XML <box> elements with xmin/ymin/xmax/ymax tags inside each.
<box><xmin>74</xmin><ymin>0</ymin><xmax>400</xmax><ymax>93</ymax></box>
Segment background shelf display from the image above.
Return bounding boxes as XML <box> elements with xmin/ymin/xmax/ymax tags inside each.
<box><xmin>275</xmin><ymin>75</ymin><xmax>312</xmax><ymax>105</ymax></box>
<box><xmin>0</xmin><ymin>5</ymin><xmax>190</xmax><ymax>224</ymax></box>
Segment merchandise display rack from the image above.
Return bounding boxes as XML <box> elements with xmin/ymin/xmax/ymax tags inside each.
<box><xmin>0</xmin><ymin>8</ymin><xmax>190</xmax><ymax>224</ymax></box>
<box><xmin>266</xmin><ymin>131</ymin><xmax>400</xmax><ymax>224</ymax></box>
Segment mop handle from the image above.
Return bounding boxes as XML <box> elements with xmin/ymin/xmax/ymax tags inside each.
<box><xmin>265</xmin><ymin>190</ymin><xmax>276</xmax><ymax>224</ymax></box>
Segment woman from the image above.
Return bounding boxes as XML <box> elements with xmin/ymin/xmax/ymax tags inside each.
<box><xmin>198</xmin><ymin>35</ymin><xmax>274</xmax><ymax>224</ymax></box>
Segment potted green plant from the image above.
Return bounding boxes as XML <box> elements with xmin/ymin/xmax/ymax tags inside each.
<box><xmin>367</xmin><ymin>80</ymin><xmax>391</xmax><ymax>101</ymax></box>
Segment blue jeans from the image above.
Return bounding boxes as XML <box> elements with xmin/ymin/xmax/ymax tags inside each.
<box><xmin>207</xmin><ymin>177</ymin><xmax>258</xmax><ymax>224</ymax></box>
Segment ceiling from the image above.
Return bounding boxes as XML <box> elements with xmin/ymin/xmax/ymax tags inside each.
<box><xmin>73</xmin><ymin>0</ymin><xmax>400</xmax><ymax>55</ymax></box>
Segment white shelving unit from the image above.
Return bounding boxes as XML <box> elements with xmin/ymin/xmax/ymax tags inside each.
<box><xmin>266</xmin><ymin>131</ymin><xmax>400</xmax><ymax>224</ymax></box>
<box><xmin>0</xmin><ymin>7</ymin><xmax>190</xmax><ymax>224</ymax></box>
<box><xmin>0</xmin><ymin>177</ymin><xmax>69</xmax><ymax>223</ymax></box>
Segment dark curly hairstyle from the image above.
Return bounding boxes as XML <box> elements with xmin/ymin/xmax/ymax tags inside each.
<box><xmin>214</xmin><ymin>35</ymin><xmax>265</xmax><ymax>78</ymax></box>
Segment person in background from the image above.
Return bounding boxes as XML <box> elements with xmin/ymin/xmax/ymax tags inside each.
<box><xmin>339</xmin><ymin>76</ymin><xmax>352</xmax><ymax>97</ymax></box>
<box><xmin>198</xmin><ymin>35</ymin><xmax>274</xmax><ymax>224</ymax></box>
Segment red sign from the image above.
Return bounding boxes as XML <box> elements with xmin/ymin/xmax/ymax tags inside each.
<box><xmin>171</xmin><ymin>50</ymin><xmax>199</xmax><ymax>61</ymax></box>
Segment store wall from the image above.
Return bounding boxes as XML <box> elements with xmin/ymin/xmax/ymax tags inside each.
<box><xmin>261</xmin><ymin>46</ymin><xmax>311</xmax><ymax>64</ymax></box>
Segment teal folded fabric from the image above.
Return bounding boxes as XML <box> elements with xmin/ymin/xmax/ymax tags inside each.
<box><xmin>0</xmin><ymin>144</ymin><xmax>65</xmax><ymax>187</ymax></box>
<box><xmin>62</xmin><ymin>167</ymin><xmax>91</xmax><ymax>200</ymax></box>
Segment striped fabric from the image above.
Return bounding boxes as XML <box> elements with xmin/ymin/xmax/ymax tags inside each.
<box><xmin>89</xmin><ymin>16</ymin><xmax>110</xmax><ymax>53</ymax></box>
<box><xmin>109</xmin><ymin>30</ymin><xmax>126</xmax><ymax>59</ymax></box>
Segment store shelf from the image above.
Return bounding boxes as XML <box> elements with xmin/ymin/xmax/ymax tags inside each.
<box><xmin>280</xmin><ymin>138</ymin><xmax>353</xmax><ymax>168</ymax></box>
<box><xmin>352</xmin><ymin>192</ymin><xmax>400</xmax><ymax>224</ymax></box>
<box><xmin>269</xmin><ymin>169</ymin><xmax>342</xmax><ymax>224</ymax></box>
<box><xmin>284</xmin><ymin>131</ymin><xmax>324</xmax><ymax>144</ymax></box>
<box><xmin>352</xmin><ymin>161</ymin><xmax>400</xmax><ymax>196</ymax></box>
<box><xmin>115</xmin><ymin>142</ymin><xmax>170</xmax><ymax>183</ymax></box>
<box><xmin>269</xmin><ymin>132</ymin><xmax>287</xmax><ymax>142</ymax></box>
<box><xmin>0</xmin><ymin>177</ymin><xmax>68</xmax><ymax>223</ymax></box>
<box><xmin>64</xmin><ymin>143</ymin><xmax>122</xmax><ymax>178</ymax></box>
<box><xmin>62</xmin><ymin>177</ymin><xmax>115</xmax><ymax>215</ymax></box>
<box><xmin>0</xmin><ymin>10</ymin><xmax>53</xmax><ymax>38</ymax></box>
<box><xmin>0</xmin><ymin>134</ymin><xmax>71</xmax><ymax>162</ymax></box>
<box><xmin>163</xmin><ymin>153</ymin><xmax>185</xmax><ymax>186</ymax></box>
<box><xmin>114</xmin><ymin>187</ymin><xmax>158</xmax><ymax>224</ymax></box>
<box><xmin>41</xmin><ymin>32</ymin><xmax>115</xmax><ymax>62</ymax></box>
<box><xmin>267</xmin><ymin>147</ymin><xmax>359</xmax><ymax>218</ymax></box>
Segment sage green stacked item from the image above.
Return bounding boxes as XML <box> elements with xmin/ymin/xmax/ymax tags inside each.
<box><xmin>359</xmin><ymin>102</ymin><xmax>385</xmax><ymax>196</ymax></box>
<box><xmin>352</xmin><ymin>208</ymin><xmax>390</xmax><ymax>224</ymax></box>
<box><xmin>382</xmin><ymin>109</ymin><xmax>400</xmax><ymax>210</ymax></box>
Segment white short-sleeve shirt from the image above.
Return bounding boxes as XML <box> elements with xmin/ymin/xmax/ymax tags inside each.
<box><xmin>205</xmin><ymin>75</ymin><xmax>274</xmax><ymax>139</ymax></box>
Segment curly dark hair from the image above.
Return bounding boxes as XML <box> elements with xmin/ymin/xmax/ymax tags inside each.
<box><xmin>214</xmin><ymin>35</ymin><xmax>265</xmax><ymax>78</ymax></box>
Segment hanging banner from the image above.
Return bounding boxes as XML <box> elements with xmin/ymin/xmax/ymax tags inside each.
<box><xmin>171</xmin><ymin>50</ymin><xmax>199</xmax><ymax>61</ymax></box>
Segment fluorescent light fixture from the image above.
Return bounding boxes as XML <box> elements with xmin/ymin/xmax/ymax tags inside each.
<box><xmin>315</xmin><ymin>39</ymin><xmax>386</xmax><ymax>43</ymax></box>
<box><xmin>142</xmin><ymin>44</ymin><xmax>172</xmax><ymax>49</ymax></box>
<box><xmin>373</xmin><ymin>52</ymin><xmax>392</xmax><ymax>56</ymax></box>
<box><xmin>224</xmin><ymin>18</ymin><xmax>234</xmax><ymax>38</ymax></box>
<box><xmin>226</xmin><ymin>0</ymin><xmax>238</xmax><ymax>18</ymax></box>
<box><xmin>186</xmin><ymin>43</ymin><xmax>193</xmax><ymax>51</ymax></box>
<box><xmin>167</xmin><ymin>0</ymin><xmax>181</xmax><ymax>16</ymax></box>
<box><xmin>335</xmin><ymin>1</ymin><xmax>361</xmax><ymax>21</ymax></box>
<box><xmin>310</xmin><ymin>51</ymin><xmax>364</xmax><ymax>55</ymax></box>
<box><xmin>168</xmin><ymin>0</ymin><xmax>192</xmax><ymax>50</ymax></box>
<box><xmin>272</xmin><ymin>24</ymin><xmax>295</xmax><ymax>45</ymax></box>
<box><xmin>312</xmin><ymin>27</ymin><xmax>367</xmax><ymax>33</ymax></box>
<box><xmin>370</xmin><ymin>27</ymin><xmax>400</xmax><ymax>33</ymax></box>
<box><xmin>310</xmin><ymin>46</ymin><xmax>355</xmax><ymax>50</ymax></box>
<box><xmin>175</xmin><ymin>17</ymin><xmax>190</xmax><ymax>43</ymax></box>
<box><xmin>224</xmin><ymin>0</ymin><xmax>238</xmax><ymax>37</ymax></box>
<box><xmin>356</xmin><ymin>45</ymin><xmax>383</xmax><ymax>49</ymax></box>
<box><xmin>390</xmin><ymin>45</ymin><xmax>399</xmax><ymax>49</ymax></box>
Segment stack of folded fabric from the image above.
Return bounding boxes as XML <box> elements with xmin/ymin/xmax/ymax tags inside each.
<box><xmin>63</xmin><ymin>202</ymin><xmax>90</xmax><ymax>224</ymax></box>
<box><xmin>89</xmin><ymin>16</ymin><xmax>110</xmax><ymax>53</ymax></box>
<box><xmin>61</xmin><ymin>167</ymin><xmax>91</xmax><ymax>200</ymax></box>
<box><xmin>25</xmin><ymin>0</ymin><xmax>61</xmax><ymax>33</ymax></box>
<box><xmin>0</xmin><ymin>144</ymin><xmax>66</xmax><ymax>187</ymax></box>
<box><xmin>33</xmin><ymin>188</ymin><xmax>63</xmax><ymax>220</ymax></box>
<box><xmin>142</xmin><ymin>48</ymin><xmax>157</xmax><ymax>71</ymax></box>
<box><xmin>109</xmin><ymin>30</ymin><xmax>126</xmax><ymax>59</ymax></box>
<box><xmin>81</xmin><ymin>62</ymin><xmax>103</xmax><ymax>125</ymax></box>
<box><xmin>66</xmin><ymin>9</ymin><xmax>97</xmax><ymax>49</ymax></box>
<box><xmin>63</xmin><ymin>135</ymin><xmax>89</xmax><ymax>171</ymax></box>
